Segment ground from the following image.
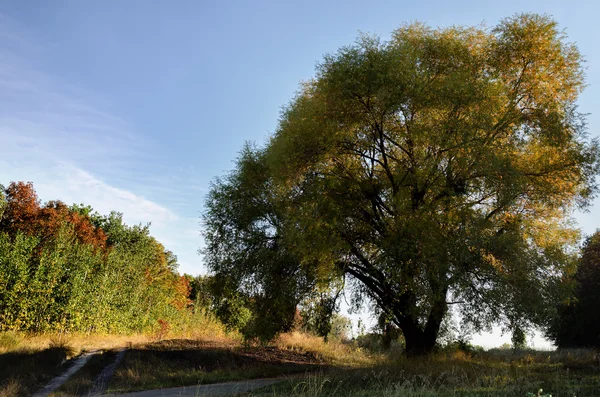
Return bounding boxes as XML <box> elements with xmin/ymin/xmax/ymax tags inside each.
<box><xmin>0</xmin><ymin>332</ymin><xmax>599</xmax><ymax>397</ymax></box>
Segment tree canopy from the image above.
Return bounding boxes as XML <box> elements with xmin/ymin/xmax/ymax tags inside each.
<box><xmin>203</xmin><ymin>14</ymin><xmax>599</xmax><ymax>355</ymax></box>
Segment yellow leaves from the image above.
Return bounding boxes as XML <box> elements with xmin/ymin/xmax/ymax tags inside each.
<box><xmin>492</xmin><ymin>14</ymin><xmax>584</xmax><ymax>108</ymax></box>
<box><xmin>481</xmin><ymin>249</ymin><xmax>505</xmax><ymax>273</ymax></box>
<box><xmin>523</xmin><ymin>212</ymin><xmax>580</xmax><ymax>251</ymax></box>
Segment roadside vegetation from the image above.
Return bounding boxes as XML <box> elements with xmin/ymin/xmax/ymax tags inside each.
<box><xmin>245</xmin><ymin>346</ymin><xmax>600</xmax><ymax>397</ymax></box>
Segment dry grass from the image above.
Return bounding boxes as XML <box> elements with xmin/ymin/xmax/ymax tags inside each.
<box><xmin>0</xmin><ymin>327</ymin><xmax>235</xmax><ymax>357</ymax></box>
<box><xmin>0</xmin><ymin>326</ymin><xmax>239</xmax><ymax>397</ymax></box>
<box><xmin>276</xmin><ymin>332</ymin><xmax>383</xmax><ymax>367</ymax></box>
<box><xmin>247</xmin><ymin>347</ymin><xmax>600</xmax><ymax>397</ymax></box>
<box><xmin>3</xmin><ymin>329</ymin><xmax>599</xmax><ymax>397</ymax></box>
<box><xmin>0</xmin><ymin>346</ymin><xmax>72</xmax><ymax>396</ymax></box>
<box><xmin>0</xmin><ymin>379</ymin><xmax>20</xmax><ymax>397</ymax></box>
<box><xmin>477</xmin><ymin>347</ymin><xmax>599</xmax><ymax>368</ymax></box>
<box><xmin>1</xmin><ymin>332</ymin><xmax>148</xmax><ymax>356</ymax></box>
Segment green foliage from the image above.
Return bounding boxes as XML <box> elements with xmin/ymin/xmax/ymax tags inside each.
<box><xmin>300</xmin><ymin>292</ymin><xmax>344</xmax><ymax>342</ymax></box>
<box><xmin>205</xmin><ymin>14</ymin><xmax>599</xmax><ymax>355</ymax></box>
<box><xmin>0</xmin><ymin>232</ymin><xmax>39</xmax><ymax>330</ymax></box>
<box><xmin>203</xmin><ymin>145</ymin><xmax>323</xmax><ymax>342</ymax></box>
<box><xmin>328</xmin><ymin>314</ymin><xmax>352</xmax><ymax>341</ymax></box>
<box><xmin>0</xmin><ymin>182</ymin><xmax>192</xmax><ymax>334</ymax></box>
<box><xmin>187</xmin><ymin>274</ymin><xmax>214</xmax><ymax>312</ymax></box>
<box><xmin>211</xmin><ymin>277</ymin><xmax>253</xmax><ymax>333</ymax></box>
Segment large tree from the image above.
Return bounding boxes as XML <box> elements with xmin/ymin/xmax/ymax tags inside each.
<box><xmin>204</xmin><ymin>14</ymin><xmax>599</xmax><ymax>355</ymax></box>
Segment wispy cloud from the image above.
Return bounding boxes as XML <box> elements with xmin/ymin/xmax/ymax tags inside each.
<box><xmin>50</xmin><ymin>164</ymin><xmax>177</xmax><ymax>224</ymax></box>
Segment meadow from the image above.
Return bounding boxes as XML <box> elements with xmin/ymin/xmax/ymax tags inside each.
<box><xmin>1</xmin><ymin>329</ymin><xmax>598</xmax><ymax>397</ymax></box>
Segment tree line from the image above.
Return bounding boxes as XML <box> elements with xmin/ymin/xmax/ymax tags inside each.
<box><xmin>0</xmin><ymin>181</ymin><xmax>353</xmax><ymax>342</ymax></box>
<box><xmin>0</xmin><ymin>181</ymin><xmax>190</xmax><ymax>334</ymax></box>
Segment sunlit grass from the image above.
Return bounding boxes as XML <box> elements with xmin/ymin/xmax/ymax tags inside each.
<box><xmin>0</xmin><ymin>313</ymin><xmax>237</xmax><ymax>396</ymax></box>
<box><xmin>1</xmin><ymin>332</ymin><xmax>147</xmax><ymax>356</ymax></box>
<box><xmin>275</xmin><ymin>332</ymin><xmax>384</xmax><ymax>367</ymax></box>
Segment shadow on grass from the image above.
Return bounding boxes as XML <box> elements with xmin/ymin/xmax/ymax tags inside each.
<box><xmin>0</xmin><ymin>347</ymin><xmax>71</xmax><ymax>396</ymax></box>
<box><xmin>49</xmin><ymin>350</ymin><xmax>118</xmax><ymax>397</ymax></box>
<box><xmin>109</xmin><ymin>339</ymin><xmax>328</xmax><ymax>393</ymax></box>
<box><xmin>243</xmin><ymin>363</ymin><xmax>600</xmax><ymax>397</ymax></box>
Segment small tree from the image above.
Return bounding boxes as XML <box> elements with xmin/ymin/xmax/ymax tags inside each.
<box><xmin>203</xmin><ymin>146</ymin><xmax>322</xmax><ymax>342</ymax></box>
<box><xmin>300</xmin><ymin>291</ymin><xmax>341</xmax><ymax>341</ymax></box>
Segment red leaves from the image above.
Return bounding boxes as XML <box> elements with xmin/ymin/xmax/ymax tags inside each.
<box><xmin>0</xmin><ymin>181</ymin><xmax>107</xmax><ymax>249</ymax></box>
<box><xmin>171</xmin><ymin>275</ymin><xmax>192</xmax><ymax>310</ymax></box>
<box><xmin>2</xmin><ymin>182</ymin><xmax>41</xmax><ymax>235</ymax></box>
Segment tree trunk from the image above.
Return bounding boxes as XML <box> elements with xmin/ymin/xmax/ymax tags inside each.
<box><xmin>404</xmin><ymin>330</ymin><xmax>437</xmax><ymax>356</ymax></box>
<box><xmin>395</xmin><ymin>290</ymin><xmax>448</xmax><ymax>356</ymax></box>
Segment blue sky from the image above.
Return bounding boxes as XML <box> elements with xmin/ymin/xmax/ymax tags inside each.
<box><xmin>0</xmin><ymin>0</ymin><xmax>598</xmax><ymax>346</ymax></box>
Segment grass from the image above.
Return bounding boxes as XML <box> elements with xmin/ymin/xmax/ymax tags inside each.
<box><xmin>0</xmin><ymin>331</ymin><xmax>151</xmax><ymax>355</ymax></box>
<box><xmin>2</xmin><ymin>330</ymin><xmax>599</xmax><ymax>397</ymax></box>
<box><xmin>0</xmin><ymin>331</ymin><xmax>151</xmax><ymax>396</ymax></box>
<box><xmin>104</xmin><ymin>332</ymin><xmax>381</xmax><ymax>393</ymax></box>
<box><xmin>0</xmin><ymin>329</ymin><xmax>235</xmax><ymax>396</ymax></box>
<box><xmin>0</xmin><ymin>345</ymin><xmax>73</xmax><ymax>396</ymax></box>
<box><xmin>276</xmin><ymin>332</ymin><xmax>383</xmax><ymax>367</ymax></box>
<box><xmin>246</xmin><ymin>348</ymin><xmax>600</xmax><ymax>397</ymax></box>
<box><xmin>107</xmin><ymin>338</ymin><xmax>326</xmax><ymax>393</ymax></box>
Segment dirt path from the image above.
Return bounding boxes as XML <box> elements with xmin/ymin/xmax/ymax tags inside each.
<box><xmin>31</xmin><ymin>351</ymin><xmax>98</xmax><ymax>397</ymax></box>
<box><xmin>88</xmin><ymin>348</ymin><xmax>127</xmax><ymax>396</ymax></box>
<box><xmin>101</xmin><ymin>378</ymin><xmax>284</xmax><ymax>397</ymax></box>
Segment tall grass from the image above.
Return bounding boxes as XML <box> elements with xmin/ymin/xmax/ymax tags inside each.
<box><xmin>276</xmin><ymin>332</ymin><xmax>383</xmax><ymax>367</ymax></box>
<box><xmin>248</xmin><ymin>346</ymin><xmax>600</xmax><ymax>397</ymax></box>
<box><xmin>0</xmin><ymin>309</ymin><xmax>233</xmax><ymax>355</ymax></box>
<box><xmin>3</xmin><ymin>329</ymin><xmax>599</xmax><ymax>397</ymax></box>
